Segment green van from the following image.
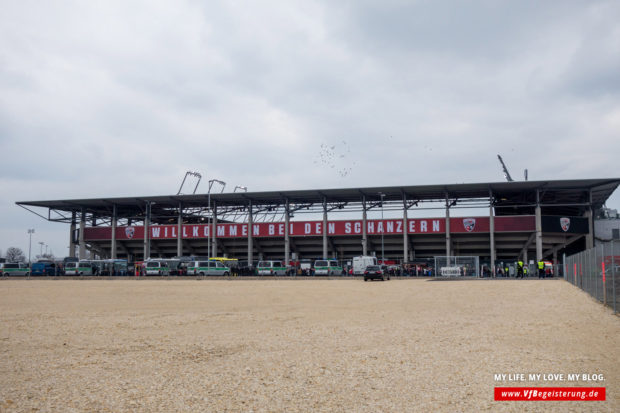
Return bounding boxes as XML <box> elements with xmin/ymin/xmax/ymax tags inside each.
<box><xmin>257</xmin><ymin>260</ymin><xmax>286</xmax><ymax>276</ymax></box>
<box><xmin>187</xmin><ymin>260</ymin><xmax>230</xmax><ymax>276</ymax></box>
<box><xmin>1</xmin><ymin>263</ymin><xmax>30</xmax><ymax>276</ymax></box>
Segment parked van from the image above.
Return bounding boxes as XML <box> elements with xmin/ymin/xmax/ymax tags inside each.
<box><xmin>313</xmin><ymin>260</ymin><xmax>343</xmax><ymax>276</ymax></box>
<box><xmin>1</xmin><ymin>263</ymin><xmax>30</xmax><ymax>276</ymax></box>
<box><xmin>187</xmin><ymin>260</ymin><xmax>230</xmax><ymax>276</ymax></box>
<box><xmin>256</xmin><ymin>260</ymin><xmax>286</xmax><ymax>276</ymax></box>
<box><xmin>144</xmin><ymin>260</ymin><xmax>170</xmax><ymax>276</ymax></box>
<box><xmin>64</xmin><ymin>261</ymin><xmax>94</xmax><ymax>276</ymax></box>
<box><xmin>352</xmin><ymin>256</ymin><xmax>377</xmax><ymax>275</ymax></box>
<box><xmin>31</xmin><ymin>260</ymin><xmax>58</xmax><ymax>276</ymax></box>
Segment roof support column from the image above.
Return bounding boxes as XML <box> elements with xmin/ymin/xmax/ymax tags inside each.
<box><xmin>69</xmin><ymin>211</ymin><xmax>76</xmax><ymax>258</ymax></box>
<box><xmin>586</xmin><ymin>190</ymin><xmax>594</xmax><ymax>249</ymax></box>
<box><xmin>111</xmin><ymin>204</ymin><xmax>117</xmax><ymax>259</ymax></box>
<box><xmin>362</xmin><ymin>196</ymin><xmax>367</xmax><ymax>256</ymax></box>
<box><xmin>285</xmin><ymin>199</ymin><xmax>290</xmax><ymax>269</ymax></box>
<box><xmin>143</xmin><ymin>201</ymin><xmax>151</xmax><ymax>260</ymax></box>
<box><xmin>323</xmin><ymin>197</ymin><xmax>328</xmax><ymax>259</ymax></box>
<box><xmin>402</xmin><ymin>194</ymin><xmax>408</xmax><ymax>264</ymax></box>
<box><xmin>212</xmin><ymin>202</ymin><xmax>218</xmax><ymax>257</ymax></box>
<box><xmin>177</xmin><ymin>202</ymin><xmax>183</xmax><ymax>257</ymax></box>
<box><xmin>489</xmin><ymin>190</ymin><xmax>496</xmax><ymax>277</ymax></box>
<box><xmin>79</xmin><ymin>208</ymin><xmax>86</xmax><ymax>259</ymax></box>
<box><xmin>247</xmin><ymin>202</ymin><xmax>253</xmax><ymax>265</ymax></box>
<box><xmin>535</xmin><ymin>190</ymin><xmax>543</xmax><ymax>262</ymax></box>
<box><xmin>445</xmin><ymin>193</ymin><xmax>451</xmax><ymax>258</ymax></box>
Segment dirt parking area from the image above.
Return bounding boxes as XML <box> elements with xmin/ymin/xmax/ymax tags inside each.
<box><xmin>1</xmin><ymin>278</ymin><xmax>618</xmax><ymax>412</ymax></box>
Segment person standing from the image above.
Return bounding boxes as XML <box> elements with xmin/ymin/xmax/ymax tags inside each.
<box><xmin>517</xmin><ymin>260</ymin><xmax>524</xmax><ymax>278</ymax></box>
<box><xmin>538</xmin><ymin>260</ymin><xmax>545</xmax><ymax>279</ymax></box>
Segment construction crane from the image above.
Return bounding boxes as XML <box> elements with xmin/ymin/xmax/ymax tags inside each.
<box><xmin>497</xmin><ymin>155</ymin><xmax>529</xmax><ymax>182</ymax></box>
<box><xmin>497</xmin><ymin>155</ymin><xmax>514</xmax><ymax>182</ymax></box>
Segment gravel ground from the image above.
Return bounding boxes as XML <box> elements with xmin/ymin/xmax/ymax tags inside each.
<box><xmin>0</xmin><ymin>278</ymin><xmax>618</xmax><ymax>412</ymax></box>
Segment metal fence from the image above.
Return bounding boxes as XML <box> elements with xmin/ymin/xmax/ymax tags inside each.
<box><xmin>434</xmin><ymin>256</ymin><xmax>480</xmax><ymax>277</ymax></box>
<box><xmin>564</xmin><ymin>240</ymin><xmax>618</xmax><ymax>314</ymax></box>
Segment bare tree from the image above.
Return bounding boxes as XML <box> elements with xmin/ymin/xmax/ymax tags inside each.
<box><xmin>5</xmin><ymin>247</ymin><xmax>26</xmax><ymax>263</ymax></box>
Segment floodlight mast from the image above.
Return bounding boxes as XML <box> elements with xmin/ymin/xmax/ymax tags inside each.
<box><xmin>209</xmin><ymin>179</ymin><xmax>226</xmax><ymax>193</ymax></box>
<box><xmin>178</xmin><ymin>171</ymin><xmax>202</xmax><ymax>195</ymax></box>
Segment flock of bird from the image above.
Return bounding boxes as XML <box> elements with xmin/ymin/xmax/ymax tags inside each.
<box><xmin>314</xmin><ymin>140</ymin><xmax>355</xmax><ymax>177</ymax></box>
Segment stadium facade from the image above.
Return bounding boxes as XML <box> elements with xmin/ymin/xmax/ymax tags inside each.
<box><xmin>17</xmin><ymin>178</ymin><xmax>620</xmax><ymax>267</ymax></box>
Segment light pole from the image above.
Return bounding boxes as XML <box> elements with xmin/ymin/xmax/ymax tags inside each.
<box><xmin>378</xmin><ymin>192</ymin><xmax>385</xmax><ymax>265</ymax></box>
<box><xmin>39</xmin><ymin>241</ymin><xmax>44</xmax><ymax>257</ymax></box>
<box><xmin>27</xmin><ymin>229</ymin><xmax>35</xmax><ymax>264</ymax></box>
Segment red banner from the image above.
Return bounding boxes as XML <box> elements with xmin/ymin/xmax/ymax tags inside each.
<box><xmin>494</xmin><ymin>387</ymin><xmax>605</xmax><ymax>401</ymax></box>
<box><xmin>83</xmin><ymin>216</ymin><xmax>536</xmax><ymax>241</ymax></box>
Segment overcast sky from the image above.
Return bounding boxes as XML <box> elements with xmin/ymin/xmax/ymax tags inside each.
<box><xmin>1</xmin><ymin>0</ymin><xmax>619</xmax><ymax>258</ymax></box>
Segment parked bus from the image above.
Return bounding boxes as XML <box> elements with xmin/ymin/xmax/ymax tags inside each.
<box><xmin>98</xmin><ymin>259</ymin><xmax>129</xmax><ymax>276</ymax></box>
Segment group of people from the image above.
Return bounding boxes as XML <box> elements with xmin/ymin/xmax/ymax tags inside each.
<box><xmin>518</xmin><ymin>260</ymin><xmax>549</xmax><ymax>278</ymax></box>
<box><xmin>495</xmin><ymin>260</ymin><xmax>551</xmax><ymax>278</ymax></box>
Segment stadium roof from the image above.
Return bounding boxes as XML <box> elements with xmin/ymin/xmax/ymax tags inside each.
<box><xmin>17</xmin><ymin>178</ymin><xmax>620</xmax><ymax>223</ymax></box>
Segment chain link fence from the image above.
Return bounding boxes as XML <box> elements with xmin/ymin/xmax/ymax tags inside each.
<box><xmin>564</xmin><ymin>240</ymin><xmax>618</xmax><ymax>314</ymax></box>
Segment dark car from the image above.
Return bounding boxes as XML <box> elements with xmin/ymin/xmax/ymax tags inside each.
<box><xmin>364</xmin><ymin>265</ymin><xmax>390</xmax><ymax>282</ymax></box>
<box><xmin>238</xmin><ymin>260</ymin><xmax>256</xmax><ymax>276</ymax></box>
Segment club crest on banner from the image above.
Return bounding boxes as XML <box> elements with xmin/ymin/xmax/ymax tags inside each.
<box><xmin>463</xmin><ymin>218</ymin><xmax>476</xmax><ymax>232</ymax></box>
<box><xmin>560</xmin><ymin>217</ymin><xmax>570</xmax><ymax>232</ymax></box>
<box><xmin>125</xmin><ymin>226</ymin><xmax>135</xmax><ymax>239</ymax></box>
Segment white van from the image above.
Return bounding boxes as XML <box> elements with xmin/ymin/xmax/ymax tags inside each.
<box><xmin>352</xmin><ymin>256</ymin><xmax>377</xmax><ymax>275</ymax></box>
<box><xmin>256</xmin><ymin>260</ymin><xmax>286</xmax><ymax>276</ymax></box>
<box><xmin>187</xmin><ymin>260</ymin><xmax>230</xmax><ymax>276</ymax></box>
<box><xmin>145</xmin><ymin>260</ymin><xmax>170</xmax><ymax>276</ymax></box>
<box><xmin>313</xmin><ymin>260</ymin><xmax>343</xmax><ymax>276</ymax></box>
<box><xmin>65</xmin><ymin>261</ymin><xmax>94</xmax><ymax>276</ymax></box>
<box><xmin>1</xmin><ymin>263</ymin><xmax>30</xmax><ymax>276</ymax></box>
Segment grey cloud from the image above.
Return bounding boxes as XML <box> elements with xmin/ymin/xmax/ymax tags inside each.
<box><xmin>1</xmin><ymin>0</ymin><xmax>619</xmax><ymax>255</ymax></box>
